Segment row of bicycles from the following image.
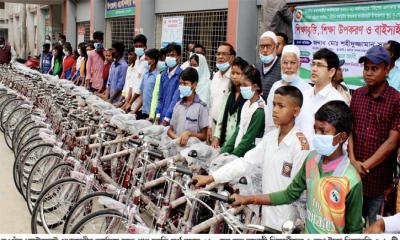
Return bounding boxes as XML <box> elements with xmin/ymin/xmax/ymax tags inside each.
<box><xmin>0</xmin><ymin>63</ymin><xmax>302</xmax><ymax>234</ymax></box>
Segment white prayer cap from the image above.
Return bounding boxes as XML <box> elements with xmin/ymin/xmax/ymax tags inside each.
<box><xmin>260</xmin><ymin>31</ymin><xmax>277</xmax><ymax>44</ymax></box>
<box><xmin>282</xmin><ymin>45</ymin><xmax>300</xmax><ymax>59</ymax></box>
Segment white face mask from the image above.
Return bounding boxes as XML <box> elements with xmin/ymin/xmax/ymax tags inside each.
<box><xmin>0</xmin><ymin>44</ymin><xmax>4</xmax><ymax>48</ymax></box>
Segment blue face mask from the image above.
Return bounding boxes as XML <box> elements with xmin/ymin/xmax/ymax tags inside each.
<box><xmin>94</xmin><ymin>42</ymin><xmax>103</xmax><ymax>50</ymax></box>
<box><xmin>282</xmin><ymin>73</ymin><xmax>300</xmax><ymax>83</ymax></box>
<box><xmin>240</xmin><ymin>86</ymin><xmax>254</xmax><ymax>100</ymax></box>
<box><xmin>179</xmin><ymin>85</ymin><xmax>193</xmax><ymax>98</ymax></box>
<box><xmin>216</xmin><ymin>62</ymin><xmax>230</xmax><ymax>72</ymax></box>
<box><xmin>143</xmin><ymin>61</ymin><xmax>150</xmax><ymax>70</ymax></box>
<box><xmin>135</xmin><ymin>48</ymin><xmax>145</xmax><ymax>57</ymax></box>
<box><xmin>166</xmin><ymin>57</ymin><xmax>177</xmax><ymax>68</ymax></box>
<box><xmin>157</xmin><ymin>61</ymin><xmax>167</xmax><ymax>72</ymax></box>
<box><xmin>260</xmin><ymin>53</ymin><xmax>274</xmax><ymax>64</ymax></box>
<box><xmin>312</xmin><ymin>133</ymin><xmax>340</xmax><ymax>156</ymax></box>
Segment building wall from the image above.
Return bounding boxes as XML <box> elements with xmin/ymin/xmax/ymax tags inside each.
<box><xmin>154</xmin><ymin>0</ymin><xmax>228</xmax><ymax>13</ymax></box>
<box><xmin>76</xmin><ymin>0</ymin><xmax>90</xmax><ymax>22</ymax></box>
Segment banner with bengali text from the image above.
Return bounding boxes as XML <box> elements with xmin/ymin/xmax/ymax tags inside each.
<box><xmin>293</xmin><ymin>2</ymin><xmax>400</xmax><ymax>88</ymax></box>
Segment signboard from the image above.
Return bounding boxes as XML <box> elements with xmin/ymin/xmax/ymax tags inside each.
<box><xmin>293</xmin><ymin>2</ymin><xmax>400</xmax><ymax>88</ymax></box>
<box><xmin>106</xmin><ymin>0</ymin><xmax>136</xmax><ymax>18</ymax></box>
<box><xmin>77</xmin><ymin>26</ymin><xmax>85</xmax><ymax>44</ymax></box>
<box><xmin>161</xmin><ymin>16</ymin><xmax>184</xmax><ymax>48</ymax></box>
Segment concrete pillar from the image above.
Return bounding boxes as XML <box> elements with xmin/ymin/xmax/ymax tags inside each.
<box><xmin>91</xmin><ymin>0</ymin><xmax>106</xmax><ymax>36</ymax></box>
<box><xmin>236</xmin><ymin>0</ymin><xmax>258</xmax><ymax>64</ymax></box>
<box><xmin>136</xmin><ymin>0</ymin><xmax>155</xmax><ymax>48</ymax></box>
<box><xmin>63</xmin><ymin>0</ymin><xmax>76</xmax><ymax>48</ymax></box>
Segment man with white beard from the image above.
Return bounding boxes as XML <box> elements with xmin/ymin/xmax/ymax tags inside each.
<box><xmin>264</xmin><ymin>45</ymin><xmax>312</xmax><ymax>134</ymax></box>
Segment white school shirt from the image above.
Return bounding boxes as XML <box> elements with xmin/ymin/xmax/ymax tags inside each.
<box><xmin>264</xmin><ymin>78</ymin><xmax>312</xmax><ymax>134</ymax></box>
<box><xmin>296</xmin><ymin>83</ymin><xmax>345</xmax><ymax>148</ymax></box>
<box><xmin>384</xmin><ymin>213</ymin><xmax>400</xmax><ymax>233</ymax></box>
<box><xmin>212</xmin><ymin>127</ymin><xmax>310</xmax><ymax>231</ymax></box>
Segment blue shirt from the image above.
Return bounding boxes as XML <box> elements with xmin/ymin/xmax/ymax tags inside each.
<box><xmin>140</xmin><ymin>68</ymin><xmax>158</xmax><ymax>115</ymax></box>
<box><xmin>388</xmin><ymin>59</ymin><xmax>400</xmax><ymax>91</ymax></box>
<box><xmin>156</xmin><ymin>66</ymin><xmax>182</xmax><ymax>122</ymax></box>
<box><xmin>107</xmin><ymin>58</ymin><xmax>128</xmax><ymax>103</ymax></box>
<box><xmin>40</xmin><ymin>52</ymin><xmax>52</xmax><ymax>73</ymax></box>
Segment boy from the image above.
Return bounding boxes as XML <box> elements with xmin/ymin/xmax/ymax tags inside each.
<box><xmin>193</xmin><ymin>86</ymin><xmax>310</xmax><ymax>231</ymax></box>
<box><xmin>228</xmin><ymin>101</ymin><xmax>363</xmax><ymax>234</ymax></box>
<box><xmin>103</xmin><ymin>42</ymin><xmax>128</xmax><ymax>104</ymax></box>
<box><xmin>156</xmin><ymin>42</ymin><xmax>183</xmax><ymax>126</ymax></box>
<box><xmin>167</xmin><ymin>68</ymin><xmax>208</xmax><ymax>146</ymax></box>
<box><xmin>348</xmin><ymin>45</ymin><xmax>400</xmax><ymax>225</ymax></box>
<box><xmin>131</xmin><ymin>48</ymin><xmax>159</xmax><ymax>119</ymax></box>
<box><xmin>115</xmin><ymin>48</ymin><xmax>137</xmax><ymax>109</ymax></box>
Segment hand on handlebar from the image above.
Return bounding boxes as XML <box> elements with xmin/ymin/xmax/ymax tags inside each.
<box><xmin>230</xmin><ymin>193</ymin><xmax>250</xmax><ymax>207</ymax></box>
<box><xmin>192</xmin><ymin>175</ymin><xmax>214</xmax><ymax>188</ymax></box>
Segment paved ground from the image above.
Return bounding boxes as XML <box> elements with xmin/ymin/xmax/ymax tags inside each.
<box><xmin>0</xmin><ymin>132</ymin><xmax>31</xmax><ymax>233</ymax></box>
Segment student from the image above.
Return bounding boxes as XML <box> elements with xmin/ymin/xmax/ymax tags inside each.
<box><xmin>50</xmin><ymin>44</ymin><xmax>64</xmax><ymax>77</ymax></box>
<box><xmin>40</xmin><ymin>43</ymin><xmax>52</xmax><ymax>74</ymax></box>
<box><xmin>211</xmin><ymin>57</ymin><xmax>248</xmax><ymax>148</ymax></box>
<box><xmin>116</xmin><ymin>48</ymin><xmax>137</xmax><ymax>110</ymax></box>
<box><xmin>103</xmin><ymin>42</ymin><xmax>128</xmax><ymax>104</ymax></box>
<box><xmin>226</xmin><ymin>101</ymin><xmax>364</xmax><ymax>234</ymax></box>
<box><xmin>131</xmin><ymin>48</ymin><xmax>159</xmax><ymax>119</ymax></box>
<box><xmin>208</xmin><ymin>42</ymin><xmax>236</xmax><ymax>142</ymax></box>
<box><xmin>86</xmin><ymin>31</ymin><xmax>105</xmax><ymax>92</ymax></box>
<box><xmin>96</xmin><ymin>48</ymin><xmax>113</xmax><ymax>95</ymax></box>
<box><xmin>167</xmin><ymin>67</ymin><xmax>208</xmax><ymax>146</ymax></box>
<box><xmin>194</xmin><ymin>86</ymin><xmax>310</xmax><ymax>231</ymax></box>
<box><xmin>149</xmin><ymin>48</ymin><xmax>168</xmax><ymax>122</ymax></box>
<box><xmin>156</xmin><ymin>42</ymin><xmax>183</xmax><ymax>126</ymax></box>
<box><xmin>72</xmin><ymin>42</ymin><xmax>87</xmax><ymax>86</ymax></box>
<box><xmin>219</xmin><ymin>65</ymin><xmax>265</xmax><ymax>157</ymax></box>
<box><xmin>61</xmin><ymin>42</ymin><xmax>76</xmax><ymax>80</ymax></box>
<box><xmin>348</xmin><ymin>45</ymin><xmax>400</xmax><ymax>225</ymax></box>
<box><xmin>122</xmin><ymin>34</ymin><xmax>148</xmax><ymax>112</ymax></box>
<box><xmin>265</xmin><ymin>45</ymin><xmax>311</xmax><ymax>133</ymax></box>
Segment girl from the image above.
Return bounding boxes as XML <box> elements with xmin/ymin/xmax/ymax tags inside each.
<box><xmin>190</xmin><ymin>53</ymin><xmax>211</xmax><ymax>105</ymax></box>
<box><xmin>50</xmin><ymin>44</ymin><xmax>64</xmax><ymax>78</ymax></box>
<box><xmin>219</xmin><ymin>65</ymin><xmax>265</xmax><ymax>157</ymax></box>
<box><xmin>61</xmin><ymin>42</ymin><xmax>76</xmax><ymax>80</ymax></box>
<box><xmin>212</xmin><ymin>57</ymin><xmax>248</xmax><ymax>148</ymax></box>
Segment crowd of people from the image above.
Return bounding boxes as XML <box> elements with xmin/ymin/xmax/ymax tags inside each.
<box><xmin>2</xmin><ymin>29</ymin><xmax>399</xmax><ymax>234</ymax></box>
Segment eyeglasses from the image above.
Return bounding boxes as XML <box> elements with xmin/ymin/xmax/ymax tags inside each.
<box><xmin>259</xmin><ymin>44</ymin><xmax>274</xmax><ymax>50</ymax></box>
<box><xmin>216</xmin><ymin>52</ymin><xmax>231</xmax><ymax>57</ymax></box>
<box><xmin>310</xmin><ymin>62</ymin><xmax>329</xmax><ymax>68</ymax></box>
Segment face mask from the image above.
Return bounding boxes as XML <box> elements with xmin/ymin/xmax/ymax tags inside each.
<box><xmin>179</xmin><ymin>85</ymin><xmax>193</xmax><ymax>98</ymax></box>
<box><xmin>157</xmin><ymin>61</ymin><xmax>167</xmax><ymax>72</ymax></box>
<box><xmin>78</xmin><ymin>49</ymin><xmax>82</xmax><ymax>55</ymax></box>
<box><xmin>58</xmin><ymin>40</ymin><xmax>63</xmax><ymax>45</ymax></box>
<box><xmin>166</xmin><ymin>57</ymin><xmax>177</xmax><ymax>68</ymax></box>
<box><xmin>135</xmin><ymin>48</ymin><xmax>145</xmax><ymax>57</ymax></box>
<box><xmin>312</xmin><ymin>133</ymin><xmax>340</xmax><ymax>156</ymax></box>
<box><xmin>45</xmin><ymin>40</ymin><xmax>51</xmax><ymax>44</ymax></box>
<box><xmin>260</xmin><ymin>53</ymin><xmax>275</xmax><ymax>64</ymax></box>
<box><xmin>216</xmin><ymin>62</ymin><xmax>230</xmax><ymax>72</ymax></box>
<box><xmin>94</xmin><ymin>42</ymin><xmax>103</xmax><ymax>50</ymax></box>
<box><xmin>282</xmin><ymin>73</ymin><xmax>299</xmax><ymax>83</ymax></box>
<box><xmin>0</xmin><ymin>45</ymin><xmax>4</xmax><ymax>48</ymax></box>
<box><xmin>143</xmin><ymin>61</ymin><xmax>150</xmax><ymax>70</ymax></box>
<box><xmin>63</xmin><ymin>50</ymin><xmax>69</xmax><ymax>56</ymax></box>
<box><xmin>240</xmin><ymin>86</ymin><xmax>255</xmax><ymax>100</ymax></box>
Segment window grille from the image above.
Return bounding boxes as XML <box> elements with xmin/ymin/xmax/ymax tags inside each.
<box><xmin>155</xmin><ymin>10</ymin><xmax>228</xmax><ymax>71</ymax></box>
<box><xmin>76</xmin><ymin>21</ymin><xmax>90</xmax><ymax>44</ymax></box>
<box><xmin>107</xmin><ymin>17</ymin><xmax>135</xmax><ymax>50</ymax></box>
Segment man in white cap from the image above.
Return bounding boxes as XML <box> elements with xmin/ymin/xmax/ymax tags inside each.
<box><xmin>256</xmin><ymin>31</ymin><xmax>282</xmax><ymax>101</ymax></box>
<box><xmin>264</xmin><ymin>45</ymin><xmax>312</xmax><ymax>133</ymax></box>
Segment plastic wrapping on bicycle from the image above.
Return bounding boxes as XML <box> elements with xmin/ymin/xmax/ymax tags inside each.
<box><xmin>104</xmin><ymin>130</ymin><xmax>117</xmax><ymax>138</ymax></box>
